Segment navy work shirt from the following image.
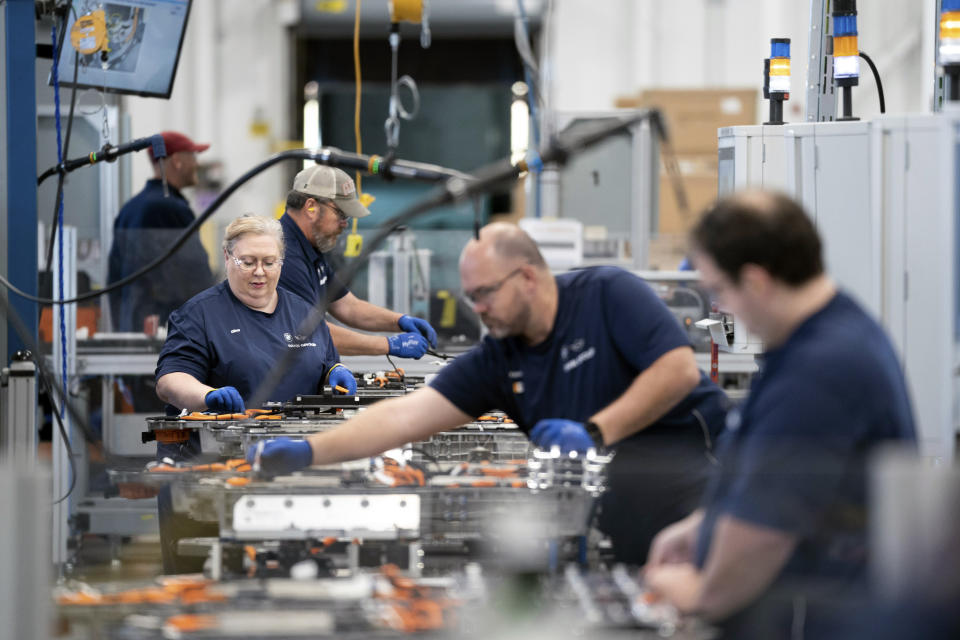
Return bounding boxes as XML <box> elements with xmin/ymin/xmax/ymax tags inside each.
<box><xmin>277</xmin><ymin>213</ymin><xmax>348</xmax><ymax>305</ymax></box>
<box><xmin>694</xmin><ymin>292</ymin><xmax>916</xmax><ymax>633</ymax></box>
<box><xmin>155</xmin><ymin>281</ymin><xmax>339</xmax><ymax>405</ymax></box>
<box><xmin>430</xmin><ymin>267</ymin><xmax>727</xmax><ymax>461</ymax></box>
<box><xmin>108</xmin><ymin>179</ymin><xmax>214</xmax><ymax>332</ymax></box>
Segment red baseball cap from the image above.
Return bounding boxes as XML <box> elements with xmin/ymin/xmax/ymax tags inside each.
<box><xmin>148</xmin><ymin>131</ymin><xmax>210</xmax><ymax>159</ymax></box>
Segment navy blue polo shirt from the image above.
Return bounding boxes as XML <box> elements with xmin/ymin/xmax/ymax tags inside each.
<box><xmin>694</xmin><ymin>292</ymin><xmax>916</xmax><ymax>601</ymax></box>
<box><xmin>430</xmin><ymin>267</ymin><xmax>728</xmax><ymax>458</ymax></box>
<box><xmin>108</xmin><ymin>179</ymin><xmax>213</xmax><ymax>331</ymax></box>
<box><xmin>155</xmin><ymin>280</ymin><xmax>339</xmax><ymax>405</ymax></box>
<box><xmin>277</xmin><ymin>213</ymin><xmax>348</xmax><ymax>305</ymax></box>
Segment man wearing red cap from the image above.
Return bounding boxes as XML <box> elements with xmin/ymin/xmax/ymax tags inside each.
<box><xmin>108</xmin><ymin>131</ymin><xmax>214</xmax><ymax>333</ymax></box>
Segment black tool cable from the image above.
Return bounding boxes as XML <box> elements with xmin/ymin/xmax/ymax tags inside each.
<box><xmin>858</xmin><ymin>51</ymin><xmax>885</xmax><ymax>114</ymax></box>
<box><xmin>0</xmin><ymin>150</ymin><xmax>467</xmax><ymax>455</ymax></box>
<box><xmin>1</xmin><ymin>112</ymin><xmax>656</xmax><ymax>445</ymax></box>
<box><xmin>44</xmin><ymin>371</ymin><xmax>79</xmax><ymax>505</ymax></box>
<box><xmin>2</xmin><ymin>147</ymin><xmax>470</xmax><ymax>306</ymax></box>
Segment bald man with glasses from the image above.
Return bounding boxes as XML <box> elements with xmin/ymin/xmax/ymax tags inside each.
<box><xmin>278</xmin><ymin>165</ymin><xmax>437</xmax><ymax>360</ymax></box>
<box><xmin>253</xmin><ymin>222</ymin><xmax>729</xmax><ymax>565</ymax></box>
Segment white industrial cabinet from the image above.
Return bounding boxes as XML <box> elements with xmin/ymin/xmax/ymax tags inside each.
<box><xmin>719</xmin><ymin>115</ymin><xmax>960</xmax><ymax>462</ymax></box>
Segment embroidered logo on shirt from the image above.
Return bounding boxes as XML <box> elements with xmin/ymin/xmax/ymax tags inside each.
<box><xmin>512</xmin><ymin>381</ymin><xmax>524</xmax><ymax>394</ymax></box>
<box><xmin>561</xmin><ymin>338</ymin><xmax>595</xmax><ymax>373</ymax></box>
<box><xmin>230</xmin><ymin>329</ymin><xmax>240</xmax><ymax>334</ymax></box>
<box><xmin>283</xmin><ymin>330</ymin><xmax>317</xmax><ymax>349</ymax></box>
<box><xmin>562</xmin><ymin>347</ymin><xmax>595</xmax><ymax>372</ymax></box>
<box><xmin>508</xmin><ymin>370</ymin><xmax>523</xmax><ymax>379</ymax></box>
<box><xmin>317</xmin><ymin>266</ymin><xmax>328</xmax><ymax>286</ymax></box>
<box><xmin>560</xmin><ymin>338</ymin><xmax>586</xmax><ymax>362</ymax></box>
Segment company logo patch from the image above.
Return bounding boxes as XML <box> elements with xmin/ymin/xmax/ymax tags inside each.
<box><xmin>560</xmin><ymin>338</ymin><xmax>586</xmax><ymax>361</ymax></box>
<box><xmin>283</xmin><ymin>330</ymin><xmax>317</xmax><ymax>349</ymax></box>
<box><xmin>562</xmin><ymin>346</ymin><xmax>596</xmax><ymax>373</ymax></box>
<box><xmin>339</xmin><ymin>180</ymin><xmax>355</xmax><ymax>196</ymax></box>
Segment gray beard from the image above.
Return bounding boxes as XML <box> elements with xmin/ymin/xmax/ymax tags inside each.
<box><xmin>313</xmin><ymin>231</ymin><xmax>338</xmax><ymax>253</ymax></box>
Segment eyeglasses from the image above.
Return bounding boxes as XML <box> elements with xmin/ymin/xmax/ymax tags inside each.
<box><xmin>231</xmin><ymin>254</ymin><xmax>283</xmax><ymax>272</ymax></box>
<box><xmin>462</xmin><ymin>267</ymin><xmax>524</xmax><ymax>306</ymax></box>
<box><xmin>321</xmin><ymin>201</ymin><xmax>348</xmax><ymax>223</ymax></box>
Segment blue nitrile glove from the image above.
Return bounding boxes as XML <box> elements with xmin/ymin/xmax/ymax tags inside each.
<box><xmin>204</xmin><ymin>386</ymin><xmax>245</xmax><ymax>413</ymax></box>
<box><xmin>387</xmin><ymin>332</ymin><xmax>429</xmax><ymax>359</ymax></box>
<box><xmin>328</xmin><ymin>364</ymin><xmax>357</xmax><ymax>395</ymax></box>
<box><xmin>529</xmin><ymin>419</ymin><xmax>594</xmax><ymax>454</ymax></box>
<box><xmin>247</xmin><ymin>437</ymin><xmax>313</xmax><ymax>474</ymax></box>
<box><xmin>398</xmin><ymin>314</ymin><xmax>437</xmax><ymax>348</ymax></box>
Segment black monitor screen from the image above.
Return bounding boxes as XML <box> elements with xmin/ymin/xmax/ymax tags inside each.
<box><xmin>54</xmin><ymin>0</ymin><xmax>191</xmax><ymax>99</ymax></box>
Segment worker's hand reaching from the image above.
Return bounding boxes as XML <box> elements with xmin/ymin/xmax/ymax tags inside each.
<box><xmin>204</xmin><ymin>386</ymin><xmax>245</xmax><ymax>413</ymax></box>
<box><xmin>398</xmin><ymin>315</ymin><xmax>438</xmax><ymax>348</ymax></box>
<box><xmin>388</xmin><ymin>332</ymin><xmax>429</xmax><ymax>359</ymax></box>
<box><xmin>529</xmin><ymin>418</ymin><xmax>594</xmax><ymax>454</ymax></box>
<box><xmin>328</xmin><ymin>364</ymin><xmax>357</xmax><ymax>395</ymax></box>
<box><xmin>247</xmin><ymin>437</ymin><xmax>314</xmax><ymax>475</ymax></box>
<box><xmin>646</xmin><ymin>510</ymin><xmax>704</xmax><ymax>568</ymax></box>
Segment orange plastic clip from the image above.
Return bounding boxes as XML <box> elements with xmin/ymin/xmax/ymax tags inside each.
<box><xmin>165</xmin><ymin>614</ymin><xmax>217</xmax><ymax>633</ymax></box>
<box><xmin>154</xmin><ymin>429</ymin><xmax>191</xmax><ymax>444</ymax></box>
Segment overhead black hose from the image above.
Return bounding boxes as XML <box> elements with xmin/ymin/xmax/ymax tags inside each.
<box><xmin>0</xmin><ymin>112</ymin><xmax>655</xmax><ymax>443</ymax></box>
<box><xmin>44</xmin><ymin>372</ymin><xmax>79</xmax><ymax>505</ymax></box>
<box><xmin>4</xmin><ymin>147</ymin><xmax>470</xmax><ymax>306</ymax></box>
<box><xmin>858</xmin><ymin>51</ymin><xmax>885</xmax><ymax>114</ymax></box>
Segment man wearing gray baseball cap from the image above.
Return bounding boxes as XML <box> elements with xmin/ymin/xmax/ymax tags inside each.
<box><xmin>278</xmin><ymin>165</ymin><xmax>437</xmax><ymax>359</ymax></box>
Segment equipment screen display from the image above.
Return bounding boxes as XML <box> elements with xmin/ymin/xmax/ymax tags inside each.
<box><xmin>53</xmin><ymin>0</ymin><xmax>191</xmax><ymax>99</ymax></box>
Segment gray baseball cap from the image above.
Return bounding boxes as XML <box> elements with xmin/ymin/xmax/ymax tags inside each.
<box><xmin>292</xmin><ymin>165</ymin><xmax>371</xmax><ymax>218</ymax></box>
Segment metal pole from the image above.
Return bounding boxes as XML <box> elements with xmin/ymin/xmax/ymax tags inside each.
<box><xmin>2</xmin><ymin>0</ymin><xmax>39</xmax><ymax>363</ymax></box>
<box><xmin>934</xmin><ymin>0</ymin><xmax>945</xmax><ymax>111</ymax></box>
<box><xmin>52</xmin><ymin>227</ymin><xmax>78</xmax><ymax>570</ymax></box>
<box><xmin>805</xmin><ymin>0</ymin><xmax>838</xmax><ymax>122</ymax></box>
<box><xmin>0</xmin><ymin>463</ymin><xmax>51</xmax><ymax>639</ymax></box>
<box><xmin>633</xmin><ymin>119</ymin><xmax>657</xmax><ymax>270</ymax></box>
<box><xmin>1</xmin><ymin>353</ymin><xmax>37</xmax><ymax>463</ymax></box>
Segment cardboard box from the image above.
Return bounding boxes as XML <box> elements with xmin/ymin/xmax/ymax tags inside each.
<box><xmin>39</xmin><ymin>306</ymin><xmax>99</xmax><ymax>342</ymax></box>
<box><xmin>659</xmin><ymin>153</ymin><xmax>718</xmax><ymax>235</ymax></box>
<box><xmin>616</xmin><ymin>88</ymin><xmax>758</xmax><ymax>155</ymax></box>
<box><xmin>648</xmin><ymin>233</ymin><xmax>690</xmax><ymax>271</ymax></box>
